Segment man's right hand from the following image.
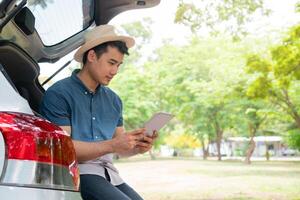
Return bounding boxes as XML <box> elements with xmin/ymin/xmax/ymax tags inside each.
<box><xmin>111</xmin><ymin>128</ymin><xmax>145</xmax><ymax>155</ymax></box>
<box><xmin>61</xmin><ymin>125</ymin><xmax>146</xmax><ymax>162</ymax></box>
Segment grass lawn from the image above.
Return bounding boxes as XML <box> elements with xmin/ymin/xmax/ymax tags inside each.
<box><xmin>115</xmin><ymin>157</ymin><xmax>300</xmax><ymax>200</ymax></box>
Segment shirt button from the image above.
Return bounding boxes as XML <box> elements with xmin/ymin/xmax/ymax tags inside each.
<box><xmin>92</xmin><ymin>117</ymin><xmax>96</xmax><ymax>120</ymax></box>
<box><xmin>85</xmin><ymin>91</ymin><xmax>88</xmax><ymax>94</ymax></box>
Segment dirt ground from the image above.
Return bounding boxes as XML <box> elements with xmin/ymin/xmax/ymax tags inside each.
<box><xmin>115</xmin><ymin>157</ymin><xmax>300</xmax><ymax>200</ymax></box>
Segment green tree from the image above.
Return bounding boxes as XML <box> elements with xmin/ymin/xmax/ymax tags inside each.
<box><xmin>229</xmin><ymin>81</ymin><xmax>276</xmax><ymax>164</ymax></box>
<box><xmin>286</xmin><ymin>129</ymin><xmax>300</xmax><ymax>151</ymax></box>
<box><xmin>243</xmin><ymin>104</ymin><xmax>267</xmax><ymax>163</ymax></box>
<box><xmin>145</xmin><ymin>36</ymin><xmax>262</xmax><ymax>160</ymax></box>
<box><xmin>112</xmin><ymin>18</ymin><xmax>282</xmax><ymax>158</ymax></box>
<box><xmin>243</xmin><ymin>25</ymin><xmax>300</xmax><ymax>154</ymax></box>
<box><xmin>175</xmin><ymin>0</ymin><xmax>270</xmax><ymax>39</ymax></box>
<box><xmin>245</xmin><ymin>25</ymin><xmax>300</xmax><ymax>130</ymax></box>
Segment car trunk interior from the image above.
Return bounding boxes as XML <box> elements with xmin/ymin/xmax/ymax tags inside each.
<box><xmin>0</xmin><ymin>0</ymin><xmax>161</xmax><ymax>114</ymax></box>
<box><xmin>0</xmin><ymin>41</ymin><xmax>44</xmax><ymax>113</ymax></box>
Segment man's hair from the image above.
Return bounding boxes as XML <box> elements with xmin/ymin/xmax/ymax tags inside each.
<box><xmin>82</xmin><ymin>41</ymin><xmax>129</xmax><ymax>64</ymax></box>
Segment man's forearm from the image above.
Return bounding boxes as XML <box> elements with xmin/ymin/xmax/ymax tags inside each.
<box><xmin>66</xmin><ymin>126</ymin><xmax>146</xmax><ymax>162</ymax></box>
<box><xmin>72</xmin><ymin>140</ymin><xmax>115</xmax><ymax>162</ymax></box>
<box><xmin>61</xmin><ymin>125</ymin><xmax>116</xmax><ymax>162</ymax></box>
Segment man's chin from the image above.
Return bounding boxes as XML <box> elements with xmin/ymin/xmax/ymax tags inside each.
<box><xmin>101</xmin><ymin>80</ymin><xmax>110</xmax><ymax>86</ymax></box>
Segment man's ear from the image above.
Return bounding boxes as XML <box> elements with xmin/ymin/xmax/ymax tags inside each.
<box><xmin>87</xmin><ymin>49</ymin><xmax>97</xmax><ymax>62</ymax></box>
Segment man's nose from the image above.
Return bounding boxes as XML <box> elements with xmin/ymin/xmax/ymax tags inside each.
<box><xmin>111</xmin><ymin>65</ymin><xmax>119</xmax><ymax>75</ymax></box>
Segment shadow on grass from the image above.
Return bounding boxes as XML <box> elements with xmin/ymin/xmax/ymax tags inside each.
<box><xmin>115</xmin><ymin>155</ymin><xmax>300</xmax><ymax>164</ymax></box>
<box><xmin>188</xmin><ymin>167</ymin><xmax>300</xmax><ymax>178</ymax></box>
<box><xmin>186</xmin><ymin>160</ymin><xmax>300</xmax><ymax>178</ymax></box>
<box><xmin>116</xmin><ymin>156</ymin><xmax>300</xmax><ymax>178</ymax></box>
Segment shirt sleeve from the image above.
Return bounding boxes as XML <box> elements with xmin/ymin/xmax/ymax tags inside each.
<box><xmin>40</xmin><ymin>87</ymin><xmax>71</xmax><ymax>126</ymax></box>
<box><xmin>116</xmin><ymin>95</ymin><xmax>123</xmax><ymax>127</ymax></box>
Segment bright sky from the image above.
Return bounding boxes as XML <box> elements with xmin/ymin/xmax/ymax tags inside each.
<box><xmin>110</xmin><ymin>0</ymin><xmax>300</xmax><ymax>43</ymax></box>
<box><xmin>39</xmin><ymin>0</ymin><xmax>300</xmax><ymax>86</ymax></box>
<box><xmin>110</xmin><ymin>0</ymin><xmax>190</xmax><ymax>46</ymax></box>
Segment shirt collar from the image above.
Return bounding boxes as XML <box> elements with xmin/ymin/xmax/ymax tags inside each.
<box><xmin>71</xmin><ymin>69</ymin><xmax>101</xmax><ymax>94</ymax></box>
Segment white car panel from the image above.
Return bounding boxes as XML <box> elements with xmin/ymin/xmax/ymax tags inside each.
<box><xmin>0</xmin><ymin>72</ymin><xmax>33</xmax><ymax>114</ymax></box>
<box><xmin>3</xmin><ymin>160</ymin><xmax>74</xmax><ymax>190</ymax></box>
<box><xmin>0</xmin><ymin>132</ymin><xmax>5</xmax><ymax>176</ymax></box>
<box><xmin>0</xmin><ymin>185</ymin><xmax>82</xmax><ymax>200</ymax></box>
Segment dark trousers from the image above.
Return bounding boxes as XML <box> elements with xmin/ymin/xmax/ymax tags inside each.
<box><xmin>80</xmin><ymin>174</ymin><xmax>144</xmax><ymax>200</ymax></box>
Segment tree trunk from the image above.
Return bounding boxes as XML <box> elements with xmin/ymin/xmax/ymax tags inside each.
<box><xmin>149</xmin><ymin>149</ymin><xmax>155</xmax><ymax>160</ymax></box>
<box><xmin>245</xmin><ymin>136</ymin><xmax>255</xmax><ymax>164</ymax></box>
<box><xmin>294</xmin><ymin>115</ymin><xmax>300</xmax><ymax>129</ymax></box>
<box><xmin>210</xmin><ymin>111</ymin><xmax>224</xmax><ymax>161</ymax></box>
<box><xmin>244</xmin><ymin>120</ymin><xmax>260</xmax><ymax>165</ymax></box>
<box><xmin>265</xmin><ymin>143</ymin><xmax>270</xmax><ymax>161</ymax></box>
<box><xmin>216</xmin><ymin>130</ymin><xmax>223</xmax><ymax>161</ymax></box>
<box><xmin>201</xmin><ymin>140</ymin><xmax>208</xmax><ymax>160</ymax></box>
<box><xmin>282</xmin><ymin>89</ymin><xmax>300</xmax><ymax>129</ymax></box>
<box><xmin>288</xmin><ymin>104</ymin><xmax>300</xmax><ymax>129</ymax></box>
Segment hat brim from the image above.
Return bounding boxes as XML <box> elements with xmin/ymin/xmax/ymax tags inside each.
<box><xmin>74</xmin><ymin>35</ymin><xmax>135</xmax><ymax>62</ymax></box>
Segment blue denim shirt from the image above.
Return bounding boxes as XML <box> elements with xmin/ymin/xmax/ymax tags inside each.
<box><xmin>40</xmin><ymin>69</ymin><xmax>123</xmax><ymax>142</ymax></box>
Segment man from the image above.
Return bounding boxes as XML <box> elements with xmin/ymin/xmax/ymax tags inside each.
<box><xmin>40</xmin><ymin>25</ymin><xmax>157</xmax><ymax>200</ymax></box>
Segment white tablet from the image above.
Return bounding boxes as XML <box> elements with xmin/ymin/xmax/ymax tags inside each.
<box><xmin>144</xmin><ymin>112</ymin><xmax>174</xmax><ymax>136</ymax></box>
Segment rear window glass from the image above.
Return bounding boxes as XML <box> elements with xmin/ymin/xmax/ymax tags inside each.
<box><xmin>27</xmin><ymin>0</ymin><xmax>94</xmax><ymax>46</ymax></box>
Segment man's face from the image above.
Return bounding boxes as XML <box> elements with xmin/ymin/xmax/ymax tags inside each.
<box><xmin>89</xmin><ymin>45</ymin><xmax>124</xmax><ymax>86</ymax></box>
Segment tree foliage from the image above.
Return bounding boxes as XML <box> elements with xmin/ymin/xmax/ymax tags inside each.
<box><xmin>245</xmin><ymin>25</ymin><xmax>300</xmax><ymax>130</ymax></box>
<box><xmin>175</xmin><ymin>0</ymin><xmax>270</xmax><ymax>39</ymax></box>
<box><xmin>111</xmin><ymin>15</ymin><xmax>298</xmax><ymax>154</ymax></box>
<box><xmin>286</xmin><ymin>129</ymin><xmax>300</xmax><ymax>151</ymax></box>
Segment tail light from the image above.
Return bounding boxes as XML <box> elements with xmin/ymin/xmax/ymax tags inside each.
<box><xmin>0</xmin><ymin>112</ymin><xmax>79</xmax><ymax>191</ymax></box>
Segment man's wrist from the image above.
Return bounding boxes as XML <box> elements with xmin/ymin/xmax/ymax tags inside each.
<box><xmin>100</xmin><ymin>139</ymin><xmax>116</xmax><ymax>155</ymax></box>
<box><xmin>109</xmin><ymin>139</ymin><xmax>117</xmax><ymax>154</ymax></box>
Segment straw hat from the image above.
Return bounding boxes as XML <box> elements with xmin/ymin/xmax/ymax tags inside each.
<box><xmin>74</xmin><ymin>25</ymin><xmax>135</xmax><ymax>62</ymax></box>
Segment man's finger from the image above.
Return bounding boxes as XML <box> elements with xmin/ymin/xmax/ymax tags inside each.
<box><xmin>129</xmin><ymin>128</ymin><xmax>146</xmax><ymax>135</ymax></box>
<box><xmin>136</xmin><ymin>141</ymin><xmax>150</xmax><ymax>147</ymax></box>
<box><xmin>129</xmin><ymin>134</ymin><xmax>143</xmax><ymax>142</ymax></box>
<box><xmin>142</xmin><ymin>136</ymin><xmax>152</xmax><ymax>143</ymax></box>
<box><xmin>152</xmin><ymin>131</ymin><xmax>158</xmax><ymax>139</ymax></box>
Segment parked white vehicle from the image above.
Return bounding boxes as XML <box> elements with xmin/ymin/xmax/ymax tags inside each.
<box><xmin>282</xmin><ymin>148</ymin><xmax>297</xmax><ymax>156</ymax></box>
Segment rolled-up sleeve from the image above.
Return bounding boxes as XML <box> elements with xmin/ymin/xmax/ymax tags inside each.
<box><xmin>40</xmin><ymin>88</ymin><xmax>71</xmax><ymax>126</ymax></box>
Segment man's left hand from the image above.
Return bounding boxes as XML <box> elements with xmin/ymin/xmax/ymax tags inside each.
<box><xmin>135</xmin><ymin>131</ymin><xmax>158</xmax><ymax>154</ymax></box>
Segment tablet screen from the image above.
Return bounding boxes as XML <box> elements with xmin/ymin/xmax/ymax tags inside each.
<box><xmin>144</xmin><ymin>112</ymin><xmax>174</xmax><ymax>136</ymax></box>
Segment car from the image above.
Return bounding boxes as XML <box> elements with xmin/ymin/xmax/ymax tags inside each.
<box><xmin>0</xmin><ymin>0</ymin><xmax>160</xmax><ymax>199</ymax></box>
<box><xmin>282</xmin><ymin>148</ymin><xmax>297</xmax><ymax>156</ymax></box>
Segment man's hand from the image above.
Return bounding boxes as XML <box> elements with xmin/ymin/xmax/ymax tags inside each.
<box><xmin>111</xmin><ymin>128</ymin><xmax>145</xmax><ymax>155</ymax></box>
<box><xmin>135</xmin><ymin>131</ymin><xmax>158</xmax><ymax>154</ymax></box>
